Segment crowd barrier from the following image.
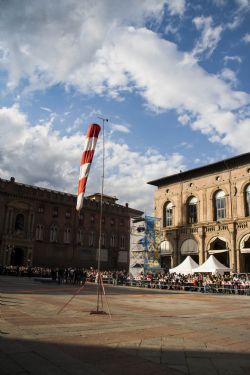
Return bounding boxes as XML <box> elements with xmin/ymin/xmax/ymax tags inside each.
<box><xmin>100</xmin><ymin>277</ymin><xmax>250</xmax><ymax>295</ymax></box>
<box><xmin>1</xmin><ymin>267</ymin><xmax>249</xmax><ymax>296</ymax></box>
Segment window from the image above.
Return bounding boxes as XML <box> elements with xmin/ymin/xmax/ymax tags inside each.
<box><xmin>120</xmin><ymin>235</ymin><xmax>125</xmax><ymax>250</ymax></box>
<box><xmin>52</xmin><ymin>207</ymin><xmax>58</xmax><ymax>217</ymax></box>
<box><xmin>38</xmin><ymin>206</ymin><xmax>44</xmax><ymax>214</ymax></box>
<box><xmin>89</xmin><ymin>232</ymin><xmax>95</xmax><ymax>247</ymax></box>
<box><xmin>101</xmin><ymin>233</ymin><xmax>106</xmax><ymax>247</ymax></box>
<box><xmin>65</xmin><ymin>211</ymin><xmax>71</xmax><ymax>219</ymax></box>
<box><xmin>15</xmin><ymin>214</ymin><xmax>24</xmax><ymax>231</ymax></box>
<box><xmin>164</xmin><ymin>202</ymin><xmax>173</xmax><ymax>226</ymax></box>
<box><xmin>110</xmin><ymin>218</ymin><xmax>115</xmax><ymax>226</ymax></box>
<box><xmin>77</xmin><ymin>229</ymin><xmax>83</xmax><ymax>245</ymax></box>
<box><xmin>64</xmin><ymin>228</ymin><xmax>71</xmax><ymax>243</ymax></box>
<box><xmin>245</xmin><ymin>185</ymin><xmax>250</xmax><ymax>216</ymax></box>
<box><xmin>110</xmin><ymin>234</ymin><xmax>116</xmax><ymax>248</ymax></box>
<box><xmin>90</xmin><ymin>215</ymin><xmax>95</xmax><ymax>224</ymax></box>
<box><xmin>50</xmin><ymin>225</ymin><xmax>58</xmax><ymax>242</ymax></box>
<box><xmin>187</xmin><ymin>196</ymin><xmax>198</xmax><ymax>224</ymax></box>
<box><xmin>214</xmin><ymin>190</ymin><xmax>226</xmax><ymax>220</ymax></box>
<box><xmin>35</xmin><ymin>224</ymin><xmax>44</xmax><ymax>241</ymax></box>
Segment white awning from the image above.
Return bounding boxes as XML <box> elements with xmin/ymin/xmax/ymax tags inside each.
<box><xmin>241</xmin><ymin>248</ymin><xmax>250</xmax><ymax>254</ymax></box>
<box><xmin>159</xmin><ymin>240</ymin><xmax>173</xmax><ymax>254</ymax></box>
<box><xmin>181</xmin><ymin>239</ymin><xmax>198</xmax><ymax>254</ymax></box>
<box><xmin>208</xmin><ymin>249</ymin><xmax>228</xmax><ymax>254</ymax></box>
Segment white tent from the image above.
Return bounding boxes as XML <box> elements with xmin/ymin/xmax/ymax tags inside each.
<box><xmin>192</xmin><ymin>255</ymin><xmax>230</xmax><ymax>275</ymax></box>
<box><xmin>169</xmin><ymin>256</ymin><xmax>199</xmax><ymax>275</ymax></box>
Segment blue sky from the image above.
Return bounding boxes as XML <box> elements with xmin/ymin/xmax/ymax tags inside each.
<box><xmin>0</xmin><ymin>0</ymin><xmax>249</xmax><ymax>213</ymax></box>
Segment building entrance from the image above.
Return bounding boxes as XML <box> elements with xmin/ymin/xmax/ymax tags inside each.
<box><xmin>160</xmin><ymin>255</ymin><xmax>171</xmax><ymax>271</ymax></box>
<box><xmin>241</xmin><ymin>253</ymin><xmax>250</xmax><ymax>272</ymax></box>
<box><xmin>10</xmin><ymin>248</ymin><xmax>24</xmax><ymax>266</ymax></box>
<box><xmin>213</xmin><ymin>251</ymin><xmax>229</xmax><ymax>267</ymax></box>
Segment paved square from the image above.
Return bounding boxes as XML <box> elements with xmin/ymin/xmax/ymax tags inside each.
<box><xmin>1</xmin><ymin>276</ymin><xmax>250</xmax><ymax>375</ymax></box>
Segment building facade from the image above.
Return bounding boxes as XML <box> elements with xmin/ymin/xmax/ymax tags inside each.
<box><xmin>0</xmin><ymin>177</ymin><xmax>142</xmax><ymax>270</ymax></box>
<box><xmin>148</xmin><ymin>152</ymin><xmax>250</xmax><ymax>273</ymax></box>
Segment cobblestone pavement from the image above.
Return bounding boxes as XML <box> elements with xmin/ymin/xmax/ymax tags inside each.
<box><xmin>0</xmin><ymin>276</ymin><xmax>250</xmax><ymax>375</ymax></box>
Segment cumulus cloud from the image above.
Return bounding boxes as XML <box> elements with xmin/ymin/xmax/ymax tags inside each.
<box><xmin>218</xmin><ymin>68</ymin><xmax>238</xmax><ymax>87</ymax></box>
<box><xmin>0</xmin><ymin>0</ymin><xmax>166</xmax><ymax>90</ymax></box>
<box><xmin>0</xmin><ymin>0</ymin><xmax>249</xmax><ymax>157</ymax></box>
<box><xmin>0</xmin><ymin>105</ymin><xmax>185</xmax><ymax>212</ymax></box>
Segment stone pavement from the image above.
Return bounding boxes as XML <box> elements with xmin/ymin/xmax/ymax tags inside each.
<box><xmin>0</xmin><ymin>276</ymin><xmax>250</xmax><ymax>375</ymax></box>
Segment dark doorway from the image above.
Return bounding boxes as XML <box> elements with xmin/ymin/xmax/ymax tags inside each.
<box><xmin>242</xmin><ymin>254</ymin><xmax>250</xmax><ymax>272</ymax></box>
<box><xmin>160</xmin><ymin>256</ymin><xmax>171</xmax><ymax>271</ymax></box>
<box><xmin>213</xmin><ymin>251</ymin><xmax>229</xmax><ymax>267</ymax></box>
<box><xmin>10</xmin><ymin>248</ymin><xmax>24</xmax><ymax>266</ymax></box>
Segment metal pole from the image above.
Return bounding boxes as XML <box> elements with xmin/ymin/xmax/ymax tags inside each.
<box><xmin>96</xmin><ymin>116</ymin><xmax>108</xmax><ymax>313</ymax></box>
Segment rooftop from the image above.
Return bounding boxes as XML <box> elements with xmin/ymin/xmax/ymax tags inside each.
<box><xmin>147</xmin><ymin>152</ymin><xmax>250</xmax><ymax>187</ymax></box>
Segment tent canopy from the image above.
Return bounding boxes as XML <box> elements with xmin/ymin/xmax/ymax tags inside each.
<box><xmin>193</xmin><ymin>255</ymin><xmax>230</xmax><ymax>275</ymax></box>
<box><xmin>169</xmin><ymin>256</ymin><xmax>199</xmax><ymax>275</ymax></box>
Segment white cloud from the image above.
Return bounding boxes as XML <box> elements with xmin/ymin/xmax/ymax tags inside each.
<box><xmin>218</xmin><ymin>68</ymin><xmax>238</xmax><ymax>87</ymax></box>
<box><xmin>40</xmin><ymin>106</ymin><xmax>52</xmax><ymax>113</ymax></box>
<box><xmin>192</xmin><ymin>16</ymin><xmax>223</xmax><ymax>59</ymax></box>
<box><xmin>110</xmin><ymin>123</ymin><xmax>131</xmax><ymax>133</ymax></box>
<box><xmin>165</xmin><ymin>0</ymin><xmax>186</xmax><ymax>16</ymax></box>
<box><xmin>0</xmin><ymin>105</ymin><xmax>185</xmax><ymax>212</ymax></box>
<box><xmin>242</xmin><ymin>33</ymin><xmax>250</xmax><ymax>42</ymax></box>
<box><xmin>236</xmin><ymin>0</ymin><xmax>250</xmax><ymax>9</ymax></box>
<box><xmin>224</xmin><ymin>55</ymin><xmax>242</xmax><ymax>64</ymax></box>
<box><xmin>0</xmin><ymin>0</ymin><xmax>166</xmax><ymax>90</ymax></box>
<box><xmin>0</xmin><ymin>1</ymin><xmax>249</xmax><ymax>157</ymax></box>
<box><xmin>227</xmin><ymin>15</ymin><xmax>242</xmax><ymax>30</ymax></box>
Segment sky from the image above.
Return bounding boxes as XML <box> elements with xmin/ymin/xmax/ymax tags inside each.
<box><xmin>0</xmin><ymin>0</ymin><xmax>250</xmax><ymax>214</ymax></box>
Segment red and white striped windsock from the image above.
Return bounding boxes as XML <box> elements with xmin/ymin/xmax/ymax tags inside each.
<box><xmin>76</xmin><ymin>123</ymin><xmax>101</xmax><ymax>211</ymax></box>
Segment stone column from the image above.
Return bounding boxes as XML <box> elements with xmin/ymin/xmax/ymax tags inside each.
<box><xmin>228</xmin><ymin>222</ymin><xmax>236</xmax><ymax>272</ymax></box>
<box><xmin>236</xmin><ymin>248</ymin><xmax>241</xmax><ymax>273</ymax></box>
<box><xmin>198</xmin><ymin>226</ymin><xmax>205</xmax><ymax>264</ymax></box>
<box><xmin>172</xmin><ymin>230</ymin><xmax>179</xmax><ymax>267</ymax></box>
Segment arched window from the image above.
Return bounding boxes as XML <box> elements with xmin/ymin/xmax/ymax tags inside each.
<box><xmin>64</xmin><ymin>228</ymin><xmax>71</xmax><ymax>243</ymax></box>
<box><xmin>164</xmin><ymin>202</ymin><xmax>173</xmax><ymax>227</ymax></box>
<box><xmin>214</xmin><ymin>190</ymin><xmax>226</xmax><ymax>220</ymax></box>
<box><xmin>245</xmin><ymin>184</ymin><xmax>250</xmax><ymax>217</ymax></box>
<box><xmin>77</xmin><ymin>229</ymin><xmax>83</xmax><ymax>245</ymax></box>
<box><xmin>120</xmin><ymin>235</ymin><xmax>125</xmax><ymax>250</ymax></box>
<box><xmin>15</xmin><ymin>214</ymin><xmax>24</xmax><ymax>231</ymax></box>
<box><xmin>50</xmin><ymin>225</ymin><xmax>58</xmax><ymax>242</ymax></box>
<box><xmin>110</xmin><ymin>234</ymin><xmax>117</xmax><ymax>248</ymax></box>
<box><xmin>35</xmin><ymin>224</ymin><xmax>44</xmax><ymax>241</ymax></box>
<box><xmin>187</xmin><ymin>196</ymin><xmax>198</xmax><ymax>224</ymax></box>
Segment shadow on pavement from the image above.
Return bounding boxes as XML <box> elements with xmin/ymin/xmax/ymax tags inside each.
<box><xmin>0</xmin><ymin>276</ymin><xmax>192</xmax><ymax>296</ymax></box>
<box><xmin>0</xmin><ymin>335</ymin><xmax>250</xmax><ymax>375</ymax></box>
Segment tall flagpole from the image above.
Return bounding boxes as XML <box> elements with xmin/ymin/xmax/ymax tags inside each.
<box><xmin>91</xmin><ymin>116</ymin><xmax>111</xmax><ymax>317</ymax></box>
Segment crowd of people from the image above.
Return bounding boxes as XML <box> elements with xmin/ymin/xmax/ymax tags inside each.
<box><xmin>1</xmin><ymin>265</ymin><xmax>250</xmax><ymax>295</ymax></box>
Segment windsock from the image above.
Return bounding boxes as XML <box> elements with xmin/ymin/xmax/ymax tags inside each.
<box><xmin>76</xmin><ymin>123</ymin><xmax>101</xmax><ymax>211</ymax></box>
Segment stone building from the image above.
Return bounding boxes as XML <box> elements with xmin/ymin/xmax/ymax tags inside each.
<box><xmin>148</xmin><ymin>152</ymin><xmax>250</xmax><ymax>273</ymax></box>
<box><xmin>0</xmin><ymin>177</ymin><xmax>142</xmax><ymax>270</ymax></box>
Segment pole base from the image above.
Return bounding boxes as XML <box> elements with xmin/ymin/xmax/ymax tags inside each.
<box><xmin>90</xmin><ymin>310</ymin><xmax>108</xmax><ymax>315</ymax></box>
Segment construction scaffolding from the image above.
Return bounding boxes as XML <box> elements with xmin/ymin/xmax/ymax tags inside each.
<box><xmin>129</xmin><ymin>215</ymin><xmax>161</xmax><ymax>276</ymax></box>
